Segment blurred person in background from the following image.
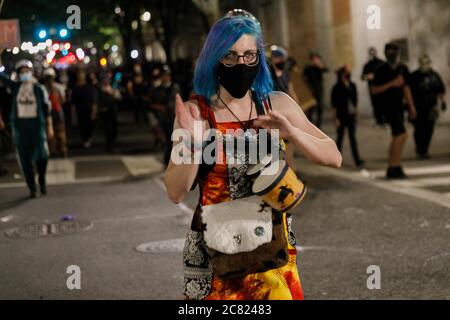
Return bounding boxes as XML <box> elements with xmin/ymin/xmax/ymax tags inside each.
<box><xmin>130</xmin><ymin>63</ymin><xmax>148</xmax><ymax>125</ymax></box>
<box><xmin>371</xmin><ymin>43</ymin><xmax>417</xmax><ymax>179</ymax></box>
<box><xmin>149</xmin><ymin>65</ymin><xmax>180</xmax><ymax>165</ymax></box>
<box><xmin>361</xmin><ymin>47</ymin><xmax>385</xmax><ymax>126</ymax></box>
<box><xmin>0</xmin><ymin>59</ymin><xmax>53</xmax><ymax>198</ymax></box>
<box><xmin>0</xmin><ymin>77</ymin><xmax>12</xmax><ymax>177</ymax></box>
<box><xmin>70</xmin><ymin>69</ymin><xmax>97</xmax><ymax>149</ymax></box>
<box><xmin>331</xmin><ymin>65</ymin><xmax>365</xmax><ymax>168</ymax></box>
<box><xmin>410</xmin><ymin>54</ymin><xmax>446</xmax><ymax>159</ymax></box>
<box><xmin>147</xmin><ymin>65</ymin><xmax>165</xmax><ymax>149</ymax></box>
<box><xmin>97</xmin><ymin>74</ymin><xmax>121</xmax><ymax>153</ymax></box>
<box><xmin>0</xmin><ymin>109</ymin><xmax>6</xmax><ymax>176</ymax></box>
<box><xmin>43</xmin><ymin>68</ymin><xmax>68</xmax><ymax>157</ymax></box>
<box><xmin>303</xmin><ymin>51</ymin><xmax>329</xmax><ymax>128</ymax></box>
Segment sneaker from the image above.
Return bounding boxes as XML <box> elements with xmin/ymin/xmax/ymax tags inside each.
<box><xmin>386</xmin><ymin>166</ymin><xmax>407</xmax><ymax>179</ymax></box>
<box><xmin>40</xmin><ymin>185</ymin><xmax>47</xmax><ymax>196</ymax></box>
<box><xmin>397</xmin><ymin>166</ymin><xmax>407</xmax><ymax>179</ymax></box>
<box><xmin>355</xmin><ymin>160</ymin><xmax>365</xmax><ymax>168</ymax></box>
<box><xmin>417</xmin><ymin>153</ymin><xmax>430</xmax><ymax>160</ymax></box>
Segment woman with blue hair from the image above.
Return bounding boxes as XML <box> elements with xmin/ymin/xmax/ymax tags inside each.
<box><xmin>164</xmin><ymin>15</ymin><xmax>341</xmax><ymax>300</ymax></box>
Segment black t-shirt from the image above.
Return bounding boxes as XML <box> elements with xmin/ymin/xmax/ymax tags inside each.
<box><xmin>71</xmin><ymin>84</ymin><xmax>97</xmax><ymax>108</ymax></box>
<box><xmin>362</xmin><ymin>57</ymin><xmax>384</xmax><ymax>88</ymax></box>
<box><xmin>303</xmin><ymin>65</ymin><xmax>328</xmax><ymax>95</ymax></box>
<box><xmin>331</xmin><ymin>81</ymin><xmax>358</xmax><ymax>119</ymax></box>
<box><xmin>270</xmin><ymin>65</ymin><xmax>290</xmax><ymax>93</ymax></box>
<box><xmin>410</xmin><ymin>70</ymin><xmax>445</xmax><ymax>112</ymax></box>
<box><xmin>373</xmin><ymin>62</ymin><xmax>411</xmax><ymax>113</ymax></box>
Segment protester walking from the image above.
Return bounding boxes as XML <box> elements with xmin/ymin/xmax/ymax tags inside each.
<box><xmin>361</xmin><ymin>47</ymin><xmax>385</xmax><ymax>126</ymax></box>
<box><xmin>0</xmin><ymin>59</ymin><xmax>53</xmax><ymax>198</ymax></box>
<box><xmin>43</xmin><ymin>68</ymin><xmax>68</xmax><ymax>157</ymax></box>
<box><xmin>331</xmin><ymin>65</ymin><xmax>364</xmax><ymax>168</ymax></box>
<box><xmin>410</xmin><ymin>54</ymin><xmax>446</xmax><ymax>159</ymax></box>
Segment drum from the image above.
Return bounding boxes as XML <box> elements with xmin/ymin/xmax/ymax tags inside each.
<box><xmin>246</xmin><ymin>154</ymin><xmax>273</xmax><ymax>178</ymax></box>
<box><xmin>252</xmin><ymin>160</ymin><xmax>306</xmax><ymax>212</ymax></box>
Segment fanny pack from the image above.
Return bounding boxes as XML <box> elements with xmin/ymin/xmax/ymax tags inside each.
<box><xmin>200</xmin><ymin>196</ymin><xmax>288</xmax><ymax>279</ymax></box>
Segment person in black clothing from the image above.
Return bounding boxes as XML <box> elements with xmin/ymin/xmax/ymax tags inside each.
<box><xmin>149</xmin><ymin>66</ymin><xmax>180</xmax><ymax>165</ymax></box>
<box><xmin>70</xmin><ymin>70</ymin><xmax>97</xmax><ymax>149</ymax></box>
<box><xmin>97</xmin><ymin>75</ymin><xmax>121</xmax><ymax>153</ymax></box>
<box><xmin>361</xmin><ymin>47</ymin><xmax>385</xmax><ymax>125</ymax></box>
<box><xmin>331</xmin><ymin>65</ymin><xmax>364</xmax><ymax>168</ymax></box>
<box><xmin>372</xmin><ymin>43</ymin><xmax>417</xmax><ymax>179</ymax></box>
<box><xmin>303</xmin><ymin>52</ymin><xmax>329</xmax><ymax>128</ymax></box>
<box><xmin>410</xmin><ymin>54</ymin><xmax>446</xmax><ymax>159</ymax></box>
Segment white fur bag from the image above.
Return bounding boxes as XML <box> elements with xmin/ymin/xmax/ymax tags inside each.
<box><xmin>201</xmin><ymin>196</ymin><xmax>272</xmax><ymax>255</ymax></box>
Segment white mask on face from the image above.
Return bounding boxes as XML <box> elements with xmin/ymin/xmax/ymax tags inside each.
<box><xmin>19</xmin><ymin>72</ymin><xmax>32</xmax><ymax>82</ymax></box>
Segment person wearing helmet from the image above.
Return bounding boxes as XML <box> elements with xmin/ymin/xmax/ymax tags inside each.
<box><xmin>0</xmin><ymin>59</ymin><xmax>53</xmax><ymax>198</ymax></box>
<box><xmin>43</xmin><ymin>68</ymin><xmax>68</xmax><ymax>157</ymax></box>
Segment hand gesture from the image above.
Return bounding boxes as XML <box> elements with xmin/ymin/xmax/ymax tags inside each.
<box><xmin>175</xmin><ymin>94</ymin><xmax>206</xmax><ymax>144</ymax></box>
<box><xmin>253</xmin><ymin>110</ymin><xmax>296</xmax><ymax>139</ymax></box>
<box><xmin>391</xmin><ymin>75</ymin><xmax>405</xmax><ymax>88</ymax></box>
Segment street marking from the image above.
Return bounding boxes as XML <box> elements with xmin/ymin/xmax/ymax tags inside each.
<box><xmin>369</xmin><ymin>164</ymin><xmax>450</xmax><ymax>178</ymax></box>
<box><xmin>0</xmin><ymin>215</ymin><xmax>15</xmax><ymax>223</ymax></box>
<box><xmin>46</xmin><ymin>159</ymin><xmax>76</xmax><ymax>184</ymax></box>
<box><xmin>122</xmin><ymin>155</ymin><xmax>164</xmax><ymax>177</ymax></box>
<box><xmin>390</xmin><ymin>176</ymin><xmax>450</xmax><ymax>188</ymax></box>
<box><xmin>298</xmin><ymin>160</ymin><xmax>450</xmax><ymax>209</ymax></box>
<box><xmin>0</xmin><ymin>157</ymin><xmax>165</xmax><ymax>189</ymax></box>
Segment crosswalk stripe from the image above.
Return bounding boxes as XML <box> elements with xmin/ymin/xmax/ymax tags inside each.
<box><xmin>370</xmin><ymin>164</ymin><xmax>450</xmax><ymax>178</ymax></box>
<box><xmin>389</xmin><ymin>176</ymin><xmax>450</xmax><ymax>188</ymax></box>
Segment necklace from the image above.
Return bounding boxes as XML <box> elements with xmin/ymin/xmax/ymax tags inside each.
<box><xmin>217</xmin><ymin>92</ymin><xmax>253</xmax><ymax>130</ymax></box>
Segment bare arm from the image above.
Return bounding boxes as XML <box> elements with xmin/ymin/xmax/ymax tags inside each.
<box><xmin>164</xmin><ymin>118</ymin><xmax>201</xmax><ymax>203</ymax></box>
<box><xmin>254</xmin><ymin>91</ymin><xmax>342</xmax><ymax>168</ymax></box>
<box><xmin>403</xmin><ymin>85</ymin><xmax>417</xmax><ymax>119</ymax></box>
<box><xmin>164</xmin><ymin>95</ymin><xmax>207</xmax><ymax>203</ymax></box>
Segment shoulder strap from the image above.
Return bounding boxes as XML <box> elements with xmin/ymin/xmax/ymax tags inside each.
<box><xmin>253</xmin><ymin>91</ymin><xmax>272</xmax><ymax>115</ymax></box>
<box><xmin>189</xmin><ymin>94</ymin><xmax>217</xmax><ymax>128</ymax></box>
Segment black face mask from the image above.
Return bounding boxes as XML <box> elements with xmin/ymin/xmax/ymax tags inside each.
<box><xmin>217</xmin><ymin>63</ymin><xmax>259</xmax><ymax>99</ymax></box>
<box><xmin>386</xmin><ymin>52</ymin><xmax>398</xmax><ymax>65</ymax></box>
<box><xmin>275</xmin><ymin>62</ymin><xmax>285</xmax><ymax>70</ymax></box>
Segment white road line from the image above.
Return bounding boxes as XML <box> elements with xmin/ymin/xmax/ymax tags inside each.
<box><xmin>389</xmin><ymin>176</ymin><xmax>450</xmax><ymax>188</ymax></box>
<box><xmin>370</xmin><ymin>164</ymin><xmax>450</xmax><ymax>178</ymax></box>
<box><xmin>298</xmin><ymin>160</ymin><xmax>450</xmax><ymax>209</ymax></box>
<box><xmin>122</xmin><ymin>155</ymin><xmax>164</xmax><ymax>177</ymax></box>
<box><xmin>46</xmin><ymin>159</ymin><xmax>76</xmax><ymax>184</ymax></box>
<box><xmin>0</xmin><ymin>215</ymin><xmax>15</xmax><ymax>223</ymax></box>
<box><xmin>0</xmin><ymin>175</ymin><xmax>124</xmax><ymax>189</ymax></box>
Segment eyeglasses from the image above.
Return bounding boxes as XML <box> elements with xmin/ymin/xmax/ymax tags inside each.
<box><xmin>221</xmin><ymin>51</ymin><xmax>259</xmax><ymax>67</ymax></box>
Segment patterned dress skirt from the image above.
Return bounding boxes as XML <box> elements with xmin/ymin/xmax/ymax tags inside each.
<box><xmin>182</xmin><ymin>121</ymin><xmax>304</xmax><ymax>300</ymax></box>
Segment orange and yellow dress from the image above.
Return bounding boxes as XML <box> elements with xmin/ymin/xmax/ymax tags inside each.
<box><xmin>182</xmin><ymin>96</ymin><xmax>304</xmax><ymax>300</ymax></box>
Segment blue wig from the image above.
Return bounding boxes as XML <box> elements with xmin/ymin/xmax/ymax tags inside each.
<box><xmin>193</xmin><ymin>17</ymin><xmax>273</xmax><ymax>103</ymax></box>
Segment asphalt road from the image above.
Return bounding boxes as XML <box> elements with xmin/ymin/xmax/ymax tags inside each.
<box><xmin>0</xmin><ymin>112</ymin><xmax>449</xmax><ymax>299</ymax></box>
<box><xmin>0</xmin><ymin>166</ymin><xmax>449</xmax><ymax>299</ymax></box>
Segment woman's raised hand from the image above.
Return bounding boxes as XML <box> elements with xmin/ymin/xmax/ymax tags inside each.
<box><xmin>175</xmin><ymin>94</ymin><xmax>206</xmax><ymax>144</ymax></box>
<box><xmin>253</xmin><ymin>110</ymin><xmax>297</xmax><ymax>139</ymax></box>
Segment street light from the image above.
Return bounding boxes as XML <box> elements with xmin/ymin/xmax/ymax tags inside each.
<box><xmin>141</xmin><ymin>11</ymin><xmax>151</xmax><ymax>22</ymax></box>
<box><xmin>38</xmin><ymin>29</ymin><xmax>47</xmax><ymax>39</ymax></box>
<box><xmin>59</xmin><ymin>28</ymin><xmax>68</xmax><ymax>38</ymax></box>
<box><xmin>130</xmin><ymin>50</ymin><xmax>139</xmax><ymax>59</ymax></box>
